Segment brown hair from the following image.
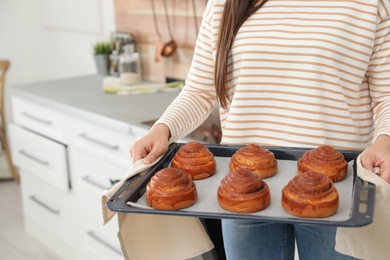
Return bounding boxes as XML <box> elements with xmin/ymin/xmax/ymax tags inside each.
<box><xmin>215</xmin><ymin>0</ymin><xmax>269</xmax><ymax>108</ymax></box>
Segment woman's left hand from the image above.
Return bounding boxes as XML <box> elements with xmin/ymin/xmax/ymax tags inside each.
<box><xmin>361</xmin><ymin>134</ymin><xmax>390</xmax><ymax>183</ymax></box>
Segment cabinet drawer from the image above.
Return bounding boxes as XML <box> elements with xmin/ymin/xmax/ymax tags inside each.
<box><xmin>69</xmin><ymin>147</ymin><xmax>127</xmax><ymax>192</ymax></box>
<box><xmin>20</xmin><ymin>171</ymin><xmax>73</xmax><ymax>241</ymax></box>
<box><xmin>69</xmin><ymin>147</ymin><xmax>124</xmax><ymax>259</ymax></box>
<box><xmin>78</xmin><ymin>220</ymin><xmax>123</xmax><ymax>260</ymax></box>
<box><xmin>11</xmin><ymin>96</ymin><xmax>68</xmax><ymax>143</ymax></box>
<box><xmin>69</xmin><ymin>147</ymin><xmax>126</xmax><ymax>237</ymax></box>
<box><xmin>9</xmin><ymin>124</ymin><xmax>69</xmax><ymax>191</ymax></box>
<box><xmin>69</xmin><ymin>117</ymin><xmax>139</xmax><ymax>166</ymax></box>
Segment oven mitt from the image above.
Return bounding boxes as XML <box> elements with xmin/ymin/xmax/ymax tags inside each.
<box><xmin>101</xmin><ymin>156</ymin><xmax>214</xmax><ymax>260</ymax></box>
<box><xmin>335</xmin><ymin>151</ymin><xmax>390</xmax><ymax>259</ymax></box>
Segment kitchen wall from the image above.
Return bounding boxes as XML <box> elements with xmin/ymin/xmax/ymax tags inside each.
<box><xmin>0</xmin><ymin>0</ymin><xmax>206</xmax><ymax>86</ymax></box>
<box><xmin>113</xmin><ymin>0</ymin><xmax>207</xmax><ymax>82</ymax></box>
<box><xmin>0</xmin><ymin>0</ymin><xmax>115</xmax><ymax>85</ymax></box>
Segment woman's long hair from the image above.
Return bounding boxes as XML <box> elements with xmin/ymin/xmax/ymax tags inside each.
<box><xmin>215</xmin><ymin>0</ymin><xmax>269</xmax><ymax>108</ymax></box>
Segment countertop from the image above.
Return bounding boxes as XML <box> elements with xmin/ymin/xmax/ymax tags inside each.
<box><xmin>7</xmin><ymin>75</ymin><xmax>180</xmax><ymax>133</ymax></box>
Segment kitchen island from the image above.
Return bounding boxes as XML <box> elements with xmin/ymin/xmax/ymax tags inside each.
<box><xmin>7</xmin><ymin>75</ymin><xmax>217</xmax><ymax>260</ymax></box>
<box><xmin>8</xmin><ymin>74</ymin><xmax>180</xmax><ymax>133</ymax></box>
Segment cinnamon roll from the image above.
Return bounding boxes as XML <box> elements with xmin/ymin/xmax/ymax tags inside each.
<box><xmin>229</xmin><ymin>144</ymin><xmax>278</xmax><ymax>178</ymax></box>
<box><xmin>217</xmin><ymin>169</ymin><xmax>271</xmax><ymax>213</ymax></box>
<box><xmin>171</xmin><ymin>141</ymin><xmax>216</xmax><ymax>180</ymax></box>
<box><xmin>146</xmin><ymin>168</ymin><xmax>197</xmax><ymax>210</ymax></box>
<box><xmin>282</xmin><ymin>170</ymin><xmax>339</xmax><ymax>218</ymax></box>
<box><xmin>297</xmin><ymin>145</ymin><xmax>348</xmax><ymax>182</ymax></box>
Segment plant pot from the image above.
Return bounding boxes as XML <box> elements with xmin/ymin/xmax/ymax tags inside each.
<box><xmin>94</xmin><ymin>54</ymin><xmax>110</xmax><ymax>76</ymax></box>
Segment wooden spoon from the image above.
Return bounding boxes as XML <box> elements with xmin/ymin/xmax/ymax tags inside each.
<box><xmin>161</xmin><ymin>0</ymin><xmax>177</xmax><ymax>57</ymax></box>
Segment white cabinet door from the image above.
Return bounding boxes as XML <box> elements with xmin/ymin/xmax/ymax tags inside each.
<box><xmin>11</xmin><ymin>96</ymin><xmax>68</xmax><ymax>143</ymax></box>
<box><xmin>68</xmin><ymin>147</ymin><xmax>125</xmax><ymax>260</ymax></box>
<box><xmin>9</xmin><ymin>124</ymin><xmax>69</xmax><ymax>191</ymax></box>
<box><xmin>69</xmin><ymin>117</ymin><xmax>140</xmax><ymax>168</ymax></box>
<box><xmin>20</xmin><ymin>171</ymin><xmax>74</xmax><ymax>243</ymax></box>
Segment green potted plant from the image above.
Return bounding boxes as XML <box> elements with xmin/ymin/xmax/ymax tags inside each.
<box><xmin>93</xmin><ymin>41</ymin><xmax>112</xmax><ymax>76</ymax></box>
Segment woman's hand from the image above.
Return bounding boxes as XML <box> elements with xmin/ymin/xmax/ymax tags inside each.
<box><xmin>361</xmin><ymin>134</ymin><xmax>390</xmax><ymax>183</ymax></box>
<box><xmin>129</xmin><ymin>124</ymin><xmax>171</xmax><ymax>164</ymax></box>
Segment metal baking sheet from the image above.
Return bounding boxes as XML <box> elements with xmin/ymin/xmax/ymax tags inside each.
<box><xmin>106</xmin><ymin>143</ymin><xmax>375</xmax><ymax>227</ymax></box>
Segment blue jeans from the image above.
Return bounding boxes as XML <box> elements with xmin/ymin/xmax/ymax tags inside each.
<box><xmin>221</xmin><ymin>219</ymin><xmax>360</xmax><ymax>260</ymax></box>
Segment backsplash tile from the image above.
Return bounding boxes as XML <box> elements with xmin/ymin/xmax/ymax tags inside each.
<box><xmin>114</xmin><ymin>0</ymin><xmax>207</xmax><ymax>82</ymax></box>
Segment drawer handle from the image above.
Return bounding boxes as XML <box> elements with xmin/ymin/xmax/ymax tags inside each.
<box><xmin>29</xmin><ymin>196</ymin><xmax>60</xmax><ymax>214</ymax></box>
<box><xmin>87</xmin><ymin>230</ymin><xmax>122</xmax><ymax>255</ymax></box>
<box><xmin>82</xmin><ymin>175</ymin><xmax>110</xmax><ymax>190</ymax></box>
<box><xmin>78</xmin><ymin>133</ymin><xmax>119</xmax><ymax>150</ymax></box>
<box><xmin>19</xmin><ymin>150</ymin><xmax>49</xmax><ymax>165</ymax></box>
<box><xmin>21</xmin><ymin>112</ymin><xmax>52</xmax><ymax>125</ymax></box>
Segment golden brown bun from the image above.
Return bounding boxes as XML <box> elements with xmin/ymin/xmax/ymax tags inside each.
<box><xmin>217</xmin><ymin>169</ymin><xmax>271</xmax><ymax>213</ymax></box>
<box><xmin>146</xmin><ymin>168</ymin><xmax>197</xmax><ymax>210</ymax></box>
<box><xmin>171</xmin><ymin>141</ymin><xmax>216</xmax><ymax>180</ymax></box>
<box><xmin>297</xmin><ymin>145</ymin><xmax>348</xmax><ymax>182</ymax></box>
<box><xmin>282</xmin><ymin>170</ymin><xmax>339</xmax><ymax>218</ymax></box>
<box><xmin>229</xmin><ymin>144</ymin><xmax>277</xmax><ymax>178</ymax></box>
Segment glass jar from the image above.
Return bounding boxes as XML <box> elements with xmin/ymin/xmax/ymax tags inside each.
<box><xmin>109</xmin><ymin>50</ymin><xmax>120</xmax><ymax>77</ymax></box>
<box><xmin>118</xmin><ymin>44</ymin><xmax>142</xmax><ymax>86</ymax></box>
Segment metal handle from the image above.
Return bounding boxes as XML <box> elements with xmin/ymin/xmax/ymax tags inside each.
<box><xmin>82</xmin><ymin>175</ymin><xmax>110</xmax><ymax>190</ymax></box>
<box><xmin>22</xmin><ymin>111</ymin><xmax>52</xmax><ymax>125</ymax></box>
<box><xmin>29</xmin><ymin>196</ymin><xmax>60</xmax><ymax>214</ymax></box>
<box><xmin>87</xmin><ymin>230</ymin><xmax>122</xmax><ymax>255</ymax></box>
<box><xmin>19</xmin><ymin>150</ymin><xmax>49</xmax><ymax>165</ymax></box>
<box><xmin>78</xmin><ymin>133</ymin><xmax>119</xmax><ymax>150</ymax></box>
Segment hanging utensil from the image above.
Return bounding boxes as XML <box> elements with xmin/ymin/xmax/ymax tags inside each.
<box><xmin>151</xmin><ymin>0</ymin><xmax>164</xmax><ymax>62</ymax></box>
<box><xmin>161</xmin><ymin>0</ymin><xmax>177</xmax><ymax>57</ymax></box>
<box><xmin>191</xmin><ymin>0</ymin><xmax>199</xmax><ymax>37</ymax></box>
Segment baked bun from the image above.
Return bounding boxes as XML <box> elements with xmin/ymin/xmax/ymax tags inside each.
<box><xmin>217</xmin><ymin>169</ymin><xmax>271</xmax><ymax>213</ymax></box>
<box><xmin>282</xmin><ymin>170</ymin><xmax>339</xmax><ymax>218</ymax></box>
<box><xmin>171</xmin><ymin>141</ymin><xmax>216</xmax><ymax>180</ymax></box>
<box><xmin>146</xmin><ymin>168</ymin><xmax>197</xmax><ymax>210</ymax></box>
<box><xmin>229</xmin><ymin>144</ymin><xmax>277</xmax><ymax>178</ymax></box>
<box><xmin>297</xmin><ymin>145</ymin><xmax>348</xmax><ymax>182</ymax></box>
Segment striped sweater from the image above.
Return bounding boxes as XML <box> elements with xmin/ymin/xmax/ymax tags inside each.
<box><xmin>156</xmin><ymin>0</ymin><xmax>390</xmax><ymax>150</ymax></box>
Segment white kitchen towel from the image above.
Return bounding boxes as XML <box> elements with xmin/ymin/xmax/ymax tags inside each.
<box><xmin>101</xmin><ymin>157</ymin><xmax>163</xmax><ymax>224</ymax></box>
<box><xmin>101</xmin><ymin>157</ymin><xmax>214</xmax><ymax>260</ymax></box>
<box><xmin>336</xmin><ymin>151</ymin><xmax>390</xmax><ymax>260</ymax></box>
<box><xmin>102</xmin><ymin>76</ymin><xmax>184</xmax><ymax>95</ymax></box>
<box><xmin>117</xmin><ymin>213</ymin><xmax>214</xmax><ymax>260</ymax></box>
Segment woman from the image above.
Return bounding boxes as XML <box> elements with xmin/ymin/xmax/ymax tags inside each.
<box><xmin>131</xmin><ymin>0</ymin><xmax>390</xmax><ymax>259</ymax></box>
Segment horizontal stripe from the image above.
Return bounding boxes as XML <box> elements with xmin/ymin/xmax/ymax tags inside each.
<box><xmin>155</xmin><ymin>0</ymin><xmax>390</xmax><ymax>151</ymax></box>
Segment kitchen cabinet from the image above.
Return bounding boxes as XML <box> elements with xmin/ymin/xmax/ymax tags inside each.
<box><xmin>9</xmin><ymin>96</ymin><xmax>132</xmax><ymax>260</ymax></box>
<box><xmin>9</xmin><ymin>95</ymin><xmax>82</xmax><ymax>259</ymax></box>
<box><xmin>68</xmin><ymin>116</ymin><xmax>137</xmax><ymax>167</ymax></box>
<box><xmin>10</xmin><ymin>124</ymin><xmax>69</xmax><ymax>191</ymax></box>
<box><xmin>7</xmin><ymin>75</ymin><xmax>214</xmax><ymax>260</ymax></box>
<box><xmin>69</xmin><ymin>147</ymin><xmax>125</xmax><ymax>259</ymax></box>
<box><xmin>67</xmin><ymin>116</ymin><xmax>139</xmax><ymax>260</ymax></box>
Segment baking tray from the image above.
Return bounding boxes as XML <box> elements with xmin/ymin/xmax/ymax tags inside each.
<box><xmin>106</xmin><ymin>143</ymin><xmax>375</xmax><ymax>227</ymax></box>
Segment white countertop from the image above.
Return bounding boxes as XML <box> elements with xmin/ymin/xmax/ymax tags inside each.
<box><xmin>7</xmin><ymin>75</ymin><xmax>180</xmax><ymax>133</ymax></box>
